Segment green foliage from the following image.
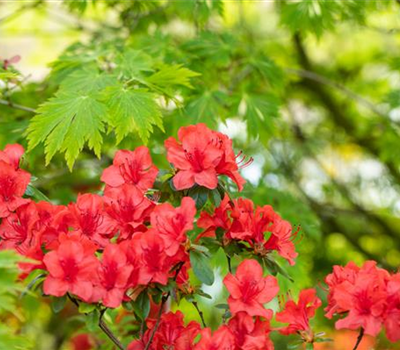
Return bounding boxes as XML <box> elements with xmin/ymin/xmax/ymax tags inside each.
<box><xmin>104</xmin><ymin>85</ymin><xmax>163</xmax><ymax>144</ymax></box>
<box><xmin>190</xmin><ymin>249</ymin><xmax>215</xmax><ymax>286</ymax></box>
<box><xmin>0</xmin><ymin>251</ymin><xmax>32</xmax><ymax>349</ymax></box>
<box><xmin>27</xmin><ymin>46</ymin><xmax>198</xmax><ymax>169</ymax></box>
<box><xmin>2</xmin><ymin>0</ymin><xmax>400</xmax><ymax>348</ymax></box>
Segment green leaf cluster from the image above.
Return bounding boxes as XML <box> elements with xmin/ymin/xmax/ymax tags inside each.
<box><xmin>27</xmin><ymin>47</ymin><xmax>198</xmax><ymax>169</ymax></box>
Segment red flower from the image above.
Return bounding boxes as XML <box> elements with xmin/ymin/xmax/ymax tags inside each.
<box><xmin>150</xmin><ymin>197</ymin><xmax>196</xmax><ymax>256</ymax></box>
<box><xmin>128</xmin><ymin>311</ymin><xmax>200</xmax><ymax>350</ymax></box>
<box><xmin>223</xmin><ymin>259</ymin><xmax>279</xmax><ymax>318</ymax></box>
<box><xmin>35</xmin><ymin>201</ymin><xmax>70</xmax><ymax>249</ymax></box>
<box><xmin>194</xmin><ymin>326</ymin><xmax>236</xmax><ymax>350</ymax></box>
<box><xmin>133</xmin><ymin>230</ymin><xmax>173</xmax><ymax>286</ymax></box>
<box><xmin>197</xmin><ymin>195</ymin><xmax>232</xmax><ymax>239</ymax></box>
<box><xmin>384</xmin><ymin>273</ymin><xmax>400</xmax><ymax>342</ymax></box>
<box><xmin>324</xmin><ymin>261</ymin><xmax>360</xmax><ymax>318</ymax></box>
<box><xmin>101</xmin><ymin>147</ymin><xmax>158</xmax><ymax>193</ymax></box>
<box><xmin>104</xmin><ymin>185</ymin><xmax>154</xmax><ymax>241</ymax></box>
<box><xmin>0</xmin><ymin>160</ymin><xmax>30</xmax><ymax>218</ymax></box>
<box><xmin>0</xmin><ymin>201</ymin><xmax>39</xmax><ymax>254</ymax></box>
<box><xmin>227</xmin><ymin>312</ymin><xmax>274</xmax><ymax>350</ymax></box>
<box><xmin>91</xmin><ymin>244</ymin><xmax>133</xmax><ymax>308</ymax></box>
<box><xmin>69</xmin><ymin>193</ymin><xmax>117</xmax><ymax>247</ymax></box>
<box><xmin>228</xmin><ymin>199</ymin><xmax>298</xmax><ymax>265</ymax></box>
<box><xmin>263</xmin><ymin>219</ymin><xmax>298</xmax><ymax>266</ymax></box>
<box><xmin>325</xmin><ymin>261</ymin><xmax>389</xmax><ymax>337</ymax></box>
<box><xmin>165</xmin><ymin>124</ymin><xmax>245</xmax><ymax>191</ymax></box>
<box><xmin>43</xmin><ymin>237</ymin><xmax>99</xmax><ymax>302</ymax></box>
<box><xmin>70</xmin><ymin>334</ymin><xmax>93</xmax><ymax>350</ymax></box>
<box><xmin>276</xmin><ymin>288</ymin><xmax>321</xmax><ymax>336</ymax></box>
<box><xmin>213</xmin><ymin>131</ymin><xmax>246</xmax><ymax>191</ymax></box>
<box><xmin>0</xmin><ymin>144</ymin><xmax>25</xmax><ymax>169</ymax></box>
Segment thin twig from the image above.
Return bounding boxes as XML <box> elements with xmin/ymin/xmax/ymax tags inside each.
<box><xmin>99</xmin><ymin>313</ymin><xmax>125</xmax><ymax>350</ymax></box>
<box><xmin>66</xmin><ymin>293</ymin><xmax>125</xmax><ymax>350</ymax></box>
<box><xmin>144</xmin><ymin>295</ymin><xmax>168</xmax><ymax>350</ymax></box>
<box><xmin>285</xmin><ymin>67</ymin><xmax>386</xmax><ymax>118</ymax></box>
<box><xmin>191</xmin><ymin>301</ymin><xmax>207</xmax><ymax>328</ymax></box>
<box><xmin>0</xmin><ymin>99</ymin><xmax>35</xmax><ymax>113</ymax></box>
<box><xmin>143</xmin><ymin>262</ymin><xmax>183</xmax><ymax>350</ymax></box>
<box><xmin>226</xmin><ymin>255</ymin><xmax>232</xmax><ymax>273</ymax></box>
<box><xmin>353</xmin><ymin>328</ymin><xmax>364</xmax><ymax>350</ymax></box>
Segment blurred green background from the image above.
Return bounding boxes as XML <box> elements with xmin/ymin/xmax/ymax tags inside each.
<box><xmin>1</xmin><ymin>1</ymin><xmax>400</xmax><ymax>349</ymax></box>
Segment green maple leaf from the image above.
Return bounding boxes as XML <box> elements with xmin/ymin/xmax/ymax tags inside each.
<box><xmin>27</xmin><ymin>90</ymin><xmax>107</xmax><ymax>170</ymax></box>
<box><xmin>243</xmin><ymin>93</ymin><xmax>280</xmax><ymax>140</ymax></box>
<box><xmin>103</xmin><ymin>84</ymin><xmax>163</xmax><ymax>144</ymax></box>
<box><xmin>145</xmin><ymin>63</ymin><xmax>200</xmax><ymax>97</ymax></box>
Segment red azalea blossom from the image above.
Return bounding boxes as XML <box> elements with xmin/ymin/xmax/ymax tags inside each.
<box><xmin>263</xmin><ymin>219</ymin><xmax>298</xmax><ymax>266</ymax></box>
<box><xmin>69</xmin><ymin>193</ymin><xmax>117</xmax><ymax>247</ymax></box>
<box><xmin>194</xmin><ymin>326</ymin><xmax>236</xmax><ymax>350</ymax></box>
<box><xmin>227</xmin><ymin>312</ymin><xmax>274</xmax><ymax>350</ymax></box>
<box><xmin>384</xmin><ymin>273</ymin><xmax>400</xmax><ymax>342</ymax></box>
<box><xmin>223</xmin><ymin>259</ymin><xmax>279</xmax><ymax>319</ymax></box>
<box><xmin>43</xmin><ymin>237</ymin><xmax>99</xmax><ymax>301</ymax></box>
<box><xmin>165</xmin><ymin>123</ymin><xmax>245</xmax><ymax>191</ymax></box>
<box><xmin>197</xmin><ymin>194</ymin><xmax>232</xmax><ymax>239</ymax></box>
<box><xmin>101</xmin><ymin>147</ymin><xmax>158</xmax><ymax>193</ymax></box>
<box><xmin>70</xmin><ymin>333</ymin><xmax>94</xmax><ymax>350</ymax></box>
<box><xmin>0</xmin><ymin>201</ymin><xmax>39</xmax><ymax>254</ymax></box>
<box><xmin>104</xmin><ymin>184</ymin><xmax>154</xmax><ymax>241</ymax></box>
<box><xmin>91</xmin><ymin>243</ymin><xmax>133</xmax><ymax>308</ymax></box>
<box><xmin>0</xmin><ymin>144</ymin><xmax>30</xmax><ymax>218</ymax></box>
<box><xmin>128</xmin><ymin>311</ymin><xmax>200</xmax><ymax>350</ymax></box>
<box><xmin>276</xmin><ymin>288</ymin><xmax>321</xmax><ymax>338</ymax></box>
<box><xmin>0</xmin><ymin>144</ymin><xmax>25</xmax><ymax>169</ymax></box>
<box><xmin>133</xmin><ymin>230</ymin><xmax>174</xmax><ymax>286</ymax></box>
<box><xmin>200</xmin><ymin>197</ymin><xmax>298</xmax><ymax>265</ymax></box>
<box><xmin>35</xmin><ymin>201</ymin><xmax>70</xmax><ymax>249</ymax></box>
<box><xmin>325</xmin><ymin>261</ymin><xmax>389</xmax><ymax>337</ymax></box>
<box><xmin>324</xmin><ymin>261</ymin><xmax>360</xmax><ymax>318</ymax></box>
<box><xmin>150</xmin><ymin>197</ymin><xmax>196</xmax><ymax>256</ymax></box>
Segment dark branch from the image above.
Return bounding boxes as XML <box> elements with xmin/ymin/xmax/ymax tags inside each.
<box><xmin>353</xmin><ymin>328</ymin><xmax>364</xmax><ymax>350</ymax></box>
<box><xmin>285</xmin><ymin>67</ymin><xmax>386</xmax><ymax>118</ymax></box>
<box><xmin>292</xmin><ymin>32</ymin><xmax>400</xmax><ymax>185</ymax></box>
<box><xmin>192</xmin><ymin>301</ymin><xmax>207</xmax><ymax>328</ymax></box>
<box><xmin>144</xmin><ymin>295</ymin><xmax>168</xmax><ymax>350</ymax></box>
<box><xmin>99</xmin><ymin>312</ymin><xmax>125</xmax><ymax>350</ymax></box>
<box><xmin>0</xmin><ymin>99</ymin><xmax>36</xmax><ymax>113</ymax></box>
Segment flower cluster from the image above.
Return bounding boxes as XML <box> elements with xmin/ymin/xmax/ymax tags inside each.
<box><xmin>165</xmin><ymin>123</ymin><xmax>247</xmax><ymax>191</ymax></box>
<box><xmin>198</xmin><ymin>195</ymin><xmax>299</xmax><ymax>265</ymax></box>
<box><xmin>130</xmin><ymin>260</ymin><xmax>277</xmax><ymax>350</ymax></box>
<box><xmin>276</xmin><ymin>288</ymin><xmax>322</xmax><ymax>343</ymax></box>
<box><xmin>0</xmin><ymin>125</ymin><xmax>248</xmax><ymax>310</ymax></box>
<box><xmin>0</xmin><ymin>124</ymin><xmax>398</xmax><ymax>350</ymax></box>
<box><xmin>325</xmin><ymin>260</ymin><xmax>400</xmax><ymax>342</ymax></box>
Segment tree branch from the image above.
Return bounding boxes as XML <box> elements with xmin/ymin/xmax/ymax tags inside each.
<box><xmin>285</xmin><ymin>67</ymin><xmax>386</xmax><ymax>118</ymax></box>
<box><xmin>144</xmin><ymin>295</ymin><xmax>168</xmax><ymax>350</ymax></box>
<box><xmin>292</xmin><ymin>32</ymin><xmax>400</xmax><ymax>186</ymax></box>
<box><xmin>353</xmin><ymin>328</ymin><xmax>364</xmax><ymax>350</ymax></box>
<box><xmin>0</xmin><ymin>99</ymin><xmax>36</xmax><ymax>113</ymax></box>
<box><xmin>288</xmin><ymin>120</ymin><xmax>400</xmax><ymax>246</ymax></box>
<box><xmin>192</xmin><ymin>301</ymin><xmax>207</xmax><ymax>328</ymax></box>
<box><xmin>99</xmin><ymin>311</ymin><xmax>125</xmax><ymax>350</ymax></box>
<box><xmin>66</xmin><ymin>294</ymin><xmax>125</xmax><ymax>350</ymax></box>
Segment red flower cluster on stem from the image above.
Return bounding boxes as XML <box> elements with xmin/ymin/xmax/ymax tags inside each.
<box><xmin>0</xmin><ymin>124</ymin><xmax>398</xmax><ymax>350</ymax></box>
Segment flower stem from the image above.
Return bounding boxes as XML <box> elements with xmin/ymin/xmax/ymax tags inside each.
<box><xmin>144</xmin><ymin>295</ymin><xmax>168</xmax><ymax>350</ymax></box>
<box><xmin>192</xmin><ymin>301</ymin><xmax>207</xmax><ymax>328</ymax></box>
<box><xmin>99</xmin><ymin>313</ymin><xmax>125</xmax><ymax>350</ymax></box>
<box><xmin>226</xmin><ymin>255</ymin><xmax>232</xmax><ymax>273</ymax></box>
<box><xmin>353</xmin><ymin>328</ymin><xmax>364</xmax><ymax>350</ymax></box>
